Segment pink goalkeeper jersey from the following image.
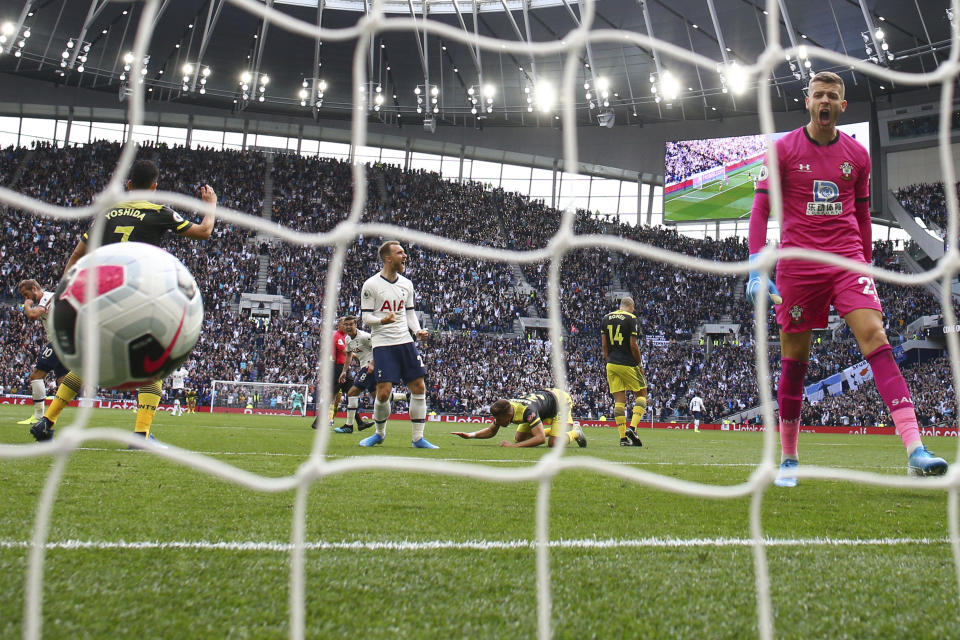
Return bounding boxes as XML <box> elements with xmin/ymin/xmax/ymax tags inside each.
<box><xmin>751</xmin><ymin>127</ymin><xmax>871</xmax><ymax>273</ymax></box>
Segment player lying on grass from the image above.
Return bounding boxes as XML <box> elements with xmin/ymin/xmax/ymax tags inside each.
<box><xmin>451</xmin><ymin>388</ymin><xmax>587</xmax><ymax>448</ymax></box>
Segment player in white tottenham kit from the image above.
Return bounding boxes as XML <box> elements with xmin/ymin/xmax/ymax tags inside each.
<box><xmin>357</xmin><ymin>241</ymin><xmax>437</xmax><ymax>449</ymax></box>
<box><xmin>689</xmin><ymin>392</ymin><xmax>705</xmax><ymax>433</ymax></box>
<box><xmin>333</xmin><ymin>316</ymin><xmax>378</xmax><ymax>433</ymax></box>
<box><xmin>169</xmin><ymin>366</ymin><xmax>188</xmax><ymax>416</ymax></box>
<box><xmin>17</xmin><ymin>279</ymin><xmax>69</xmax><ymax>426</ymax></box>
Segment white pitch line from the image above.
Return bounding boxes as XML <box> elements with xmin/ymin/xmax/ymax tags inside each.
<box><xmin>0</xmin><ymin>536</ymin><xmax>950</xmax><ymax>552</ymax></box>
<box><xmin>70</xmin><ymin>448</ymin><xmax>905</xmax><ymax>469</ymax></box>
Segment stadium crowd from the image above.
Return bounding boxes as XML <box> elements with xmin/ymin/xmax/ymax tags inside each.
<box><xmin>665</xmin><ymin>135</ymin><xmax>766</xmax><ymax>184</ymax></box>
<box><xmin>270</xmin><ymin>155</ymin><xmax>530</xmax><ymax>331</ymax></box>
<box><xmin>801</xmin><ymin>356</ymin><xmax>953</xmax><ymax>427</ymax></box>
<box><xmin>1</xmin><ymin>142</ymin><xmax>955</xmax><ymax>428</ymax></box>
<box><xmin>895</xmin><ymin>181</ymin><xmax>953</xmax><ymax>233</ymax></box>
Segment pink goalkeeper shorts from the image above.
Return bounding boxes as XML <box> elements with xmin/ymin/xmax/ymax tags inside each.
<box><xmin>775</xmin><ymin>264</ymin><xmax>883</xmax><ymax>333</ymax></box>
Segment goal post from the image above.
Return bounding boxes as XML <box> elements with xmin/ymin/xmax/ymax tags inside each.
<box><xmin>691</xmin><ymin>164</ymin><xmax>725</xmax><ymax>189</ymax></box>
<box><xmin>209</xmin><ymin>380</ymin><xmax>311</xmax><ymax>415</ymax></box>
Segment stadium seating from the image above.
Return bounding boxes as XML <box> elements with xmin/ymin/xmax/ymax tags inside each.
<box><xmin>895</xmin><ymin>181</ymin><xmax>953</xmax><ymax>233</ymax></box>
<box><xmin>0</xmin><ymin>143</ymin><xmax>952</xmax><ymax>426</ymax></box>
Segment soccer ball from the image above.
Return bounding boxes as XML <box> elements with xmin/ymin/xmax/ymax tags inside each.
<box><xmin>46</xmin><ymin>242</ymin><xmax>203</xmax><ymax>390</ymax></box>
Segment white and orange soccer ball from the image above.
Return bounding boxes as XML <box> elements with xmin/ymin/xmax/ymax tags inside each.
<box><xmin>46</xmin><ymin>242</ymin><xmax>203</xmax><ymax>389</ymax></box>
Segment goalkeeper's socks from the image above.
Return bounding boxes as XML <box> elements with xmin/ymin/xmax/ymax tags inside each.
<box><xmin>45</xmin><ymin>372</ymin><xmax>83</xmax><ymax>423</ymax></box>
<box><xmin>866</xmin><ymin>344</ymin><xmax>922</xmax><ymax>451</ymax></box>
<box><xmin>777</xmin><ymin>358</ymin><xmax>808</xmax><ymax>458</ymax></box>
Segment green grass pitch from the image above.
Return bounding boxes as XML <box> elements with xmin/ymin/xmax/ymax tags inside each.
<box><xmin>664</xmin><ymin>163</ymin><xmax>762</xmax><ymax>223</ymax></box>
<box><xmin>1</xmin><ymin>405</ymin><xmax>959</xmax><ymax>638</ymax></box>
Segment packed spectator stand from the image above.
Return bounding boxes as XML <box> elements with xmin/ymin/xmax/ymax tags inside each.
<box><xmin>665</xmin><ymin>135</ymin><xmax>766</xmax><ymax>184</ymax></box>
<box><xmin>1</xmin><ymin>142</ymin><xmax>954</xmax><ymax>427</ymax></box>
<box><xmin>895</xmin><ymin>181</ymin><xmax>956</xmax><ymax>233</ymax></box>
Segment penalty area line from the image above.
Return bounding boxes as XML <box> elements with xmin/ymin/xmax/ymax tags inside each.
<box><xmin>71</xmin><ymin>449</ymin><xmax>905</xmax><ymax>470</ymax></box>
<box><xmin>72</xmin><ymin>448</ymin><xmax>764</xmax><ymax>466</ymax></box>
<box><xmin>0</xmin><ymin>537</ymin><xmax>950</xmax><ymax>552</ymax></box>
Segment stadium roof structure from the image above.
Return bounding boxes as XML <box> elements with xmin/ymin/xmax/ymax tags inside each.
<box><xmin>0</xmin><ymin>0</ymin><xmax>952</xmax><ymax>128</ymax></box>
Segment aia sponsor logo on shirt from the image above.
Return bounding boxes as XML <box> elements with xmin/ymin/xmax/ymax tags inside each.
<box><xmin>789</xmin><ymin>305</ymin><xmax>804</xmax><ymax>323</ymax></box>
<box><xmin>380</xmin><ymin>299</ymin><xmax>405</xmax><ymax>313</ymax></box>
<box><xmin>839</xmin><ymin>161</ymin><xmax>854</xmax><ymax>181</ymax></box>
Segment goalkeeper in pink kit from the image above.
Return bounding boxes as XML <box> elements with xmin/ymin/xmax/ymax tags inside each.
<box><xmin>747</xmin><ymin>71</ymin><xmax>947</xmax><ymax>486</ymax></box>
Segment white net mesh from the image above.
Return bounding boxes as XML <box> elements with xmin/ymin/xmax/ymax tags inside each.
<box><xmin>2</xmin><ymin>0</ymin><xmax>960</xmax><ymax>639</ymax></box>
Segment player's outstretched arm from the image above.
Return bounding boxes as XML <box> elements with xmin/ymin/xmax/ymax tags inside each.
<box><xmin>745</xmin><ymin>253</ymin><xmax>782</xmax><ymax>306</ymax></box>
<box><xmin>452</xmin><ymin>425</ymin><xmax>499</xmax><ymax>439</ymax></box>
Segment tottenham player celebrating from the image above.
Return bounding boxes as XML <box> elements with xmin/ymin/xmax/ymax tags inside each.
<box><xmin>17</xmin><ymin>279</ymin><xmax>69</xmax><ymax>426</ymax></box>
<box><xmin>169</xmin><ymin>365</ymin><xmax>189</xmax><ymax>416</ymax></box>
<box><xmin>333</xmin><ymin>316</ymin><xmax>377</xmax><ymax>433</ymax></box>
<box><xmin>358</xmin><ymin>241</ymin><xmax>437</xmax><ymax>449</ymax></box>
<box><xmin>747</xmin><ymin>71</ymin><xmax>947</xmax><ymax>486</ymax></box>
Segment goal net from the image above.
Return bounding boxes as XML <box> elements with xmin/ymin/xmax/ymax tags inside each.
<box><xmin>209</xmin><ymin>380</ymin><xmax>311</xmax><ymax>416</ymax></box>
<box><xmin>2</xmin><ymin>1</ymin><xmax>960</xmax><ymax>640</ymax></box>
<box><xmin>691</xmin><ymin>164</ymin><xmax>725</xmax><ymax>189</ymax></box>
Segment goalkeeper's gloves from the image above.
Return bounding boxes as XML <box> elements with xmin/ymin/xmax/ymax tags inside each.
<box><xmin>745</xmin><ymin>253</ymin><xmax>782</xmax><ymax>306</ymax></box>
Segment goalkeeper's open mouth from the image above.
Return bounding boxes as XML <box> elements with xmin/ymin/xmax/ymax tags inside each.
<box><xmin>818</xmin><ymin>107</ymin><xmax>832</xmax><ymax>127</ymax></box>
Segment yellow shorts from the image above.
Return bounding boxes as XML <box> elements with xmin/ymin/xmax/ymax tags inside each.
<box><xmin>606</xmin><ymin>363</ymin><xmax>647</xmax><ymax>394</ymax></box>
<box><xmin>515</xmin><ymin>391</ymin><xmax>574</xmax><ymax>436</ymax></box>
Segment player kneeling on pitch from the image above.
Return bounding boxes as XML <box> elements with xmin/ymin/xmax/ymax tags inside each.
<box><xmin>452</xmin><ymin>388</ymin><xmax>586</xmax><ymax>448</ymax></box>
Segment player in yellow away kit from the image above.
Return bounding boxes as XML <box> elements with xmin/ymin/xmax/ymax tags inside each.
<box><xmin>602</xmin><ymin>297</ymin><xmax>647</xmax><ymax>447</ymax></box>
<box><xmin>29</xmin><ymin>159</ymin><xmax>216</xmax><ymax>446</ymax></box>
<box><xmin>451</xmin><ymin>388</ymin><xmax>587</xmax><ymax>448</ymax></box>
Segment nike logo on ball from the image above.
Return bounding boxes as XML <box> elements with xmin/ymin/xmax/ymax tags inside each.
<box><xmin>143</xmin><ymin>307</ymin><xmax>187</xmax><ymax>374</ymax></box>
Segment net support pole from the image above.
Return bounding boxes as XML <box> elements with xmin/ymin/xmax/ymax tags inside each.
<box><xmin>535</xmin><ymin>478</ymin><xmax>553</xmax><ymax>640</ymax></box>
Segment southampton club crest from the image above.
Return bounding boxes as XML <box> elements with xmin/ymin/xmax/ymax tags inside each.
<box><xmin>789</xmin><ymin>305</ymin><xmax>804</xmax><ymax>323</ymax></box>
<box><xmin>839</xmin><ymin>161</ymin><xmax>854</xmax><ymax>181</ymax></box>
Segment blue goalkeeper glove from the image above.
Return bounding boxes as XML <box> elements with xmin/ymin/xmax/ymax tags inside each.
<box><xmin>745</xmin><ymin>253</ymin><xmax>782</xmax><ymax>306</ymax></box>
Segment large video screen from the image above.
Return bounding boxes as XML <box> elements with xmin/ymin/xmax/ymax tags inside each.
<box><xmin>663</xmin><ymin>121</ymin><xmax>870</xmax><ymax>223</ymax></box>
